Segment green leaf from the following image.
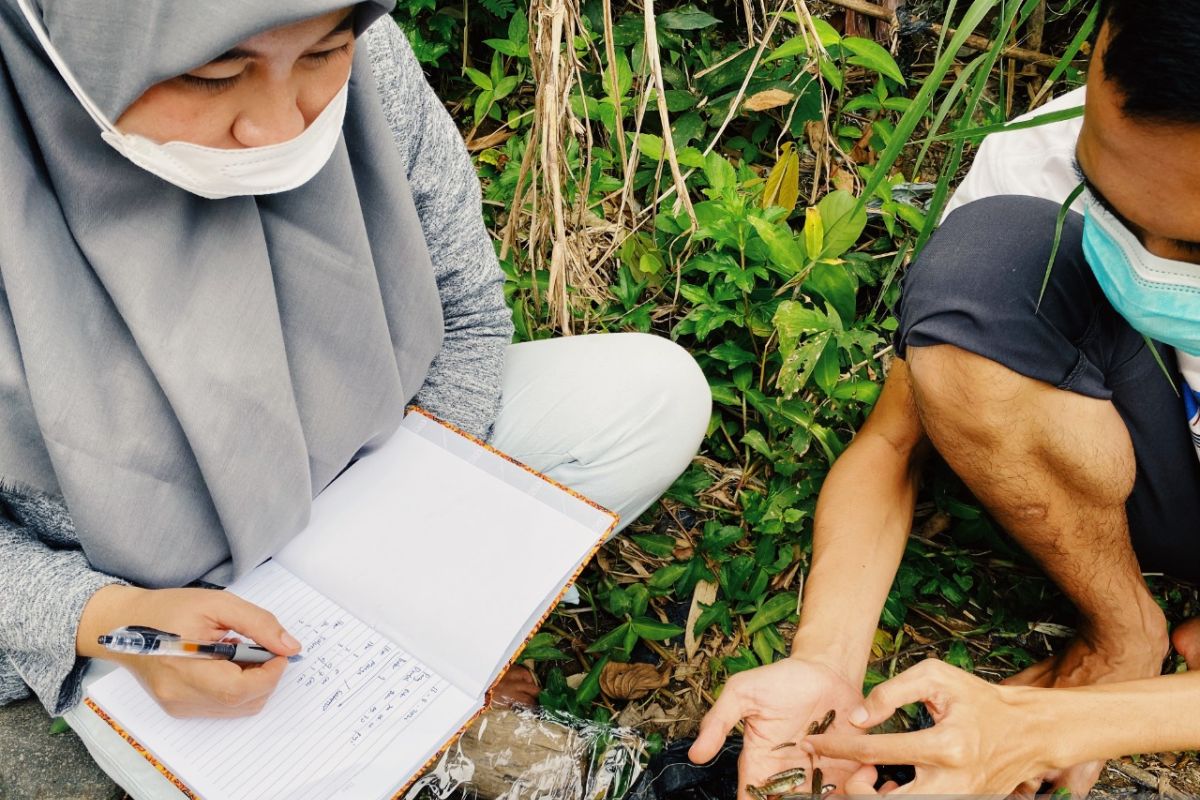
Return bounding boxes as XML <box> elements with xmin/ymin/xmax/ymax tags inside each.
<box><xmin>493</xmin><ymin>75</ymin><xmax>520</xmax><ymax>101</ymax></box>
<box><xmin>508</xmin><ymin>7</ymin><xmax>529</xmax><ymax>42</ymax></box>
<box><xmin>631</xmin><ymin>616</ymin><xmax>685</xmax><ymax>641</ymax></box>
<box><xmin>804</xmin><ymin>263</ymin><xmax>857</xmax><ymax>324</ymax></box>
<box><xmin>752</xmin><ymin>629</ymin><xmax>777</xmax><ymax>666</ymax></box>
<box><xmin>747</xmin><ymin>216</ymin><xmax>807</xmax><ymax>274</ymax></box>
<box><xmin>742</xmin><ymin>430</ymin><xmax>773</xmax><ymax>459</ymax></box>
<box><xmin>576</xmin><ymin>654</ymin><xmax>610</xmax><ymax>704</ymax></box>
<box><xmin>802</xmin><ymin>206</ymin><xmax>824</xmax><ymax>261</ymax></box>
<box><xmin>634</xmin><ymin>132</ymin><xmax>664</xmax><ymax>161</ymax></box>
<box><xmin>811</xmin><ymin>18</ymin><xmax>842</xmax><ymax>47</ymax></box>
<box><xmin>746</xmin><ymin>593</ymin><xmax>796</xmax><ymax>634</ymax></box>
<box><xmin>632</xmin><ymin>533</ymin><xmax>677</xmax><ymax>558</ymax></box>
<box><xmin>773</xmin><ymin>302</ymin><xmax>829</xmax><ymax>344</ymax></box>
<box><xmin>648</xmin><ymin>562</ymin><xmax>689</xmax><ymax>591</ymax></box>
<box><xmin>464</xmin><ymin>67</ymin><xmax>492</xmax><ymax>91</ymax></box>
<box><xmin>812</xmin><ymin>337</ymin><xmax>840</xmax><ymax>396</ymax></box>
<box><xmin>587</xmin><ymin>622</ymin><xmax>632</xmax><ymax>654</ymax></box>
<box><xmin>702</xmin><ymin>524</ymin><xmax>746</xmax><ymax>551</ymax></box>
<box><xmin>693</xmin><ymin>600</ymin><xmax>731</xmax><ymax>636</ymax></box>
<box><xmin>657</xmin><ymin>8</ymin><xmax>721</xmax><ymax>29</ymax></box>
<box><xmin>703</xmin><ymin>151</ymin><xmax>737</xmax><ymax>195</ymax></box>
<box><xmin>627</xmin><ymin>583</ymin><xmax>650</xmax><ymax>618</ymax></box>
<box><xmin>843</xmin><ymin>37</ymin><xmax>906</xmax><ymax>85</ymax></box>
<box><xmin>764</xmin><ymin>36</ymin><xmax>810</xmax><ymax>63</ymax></box>
<box><xmin>945</xmin><ymin>640</ymin><xmax>974</xmax><ymax>671</ymax></box>
<box><xmin>816</xmin><ymin>190</ymin><xmax>868</xmax><ymax>259</ymax></box>
<box><xmin>761</xmin><ymin>142</ymin><xmax>801</xmax><ymax>214</ymax></box>
<box><xmin>520</xmin><ymin>632</ymin><xmax>568</xmax><ymax>662</ymax></box>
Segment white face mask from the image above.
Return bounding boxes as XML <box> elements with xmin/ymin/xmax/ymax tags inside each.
<box><xmin>17</xmin><ymin>0</ymin><xmax>350</xmax><ymax>200</ymax></box>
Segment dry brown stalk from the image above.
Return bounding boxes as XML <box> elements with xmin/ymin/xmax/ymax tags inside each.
<box><xmin>818</xmin><ymin>0</ymin><xmax>1059</xmax><ymax>65</ymax></box>
<box><xmin>642</xmin><ymin>0</ymin><xmax>698</xmax><ymax>230</ymax></box>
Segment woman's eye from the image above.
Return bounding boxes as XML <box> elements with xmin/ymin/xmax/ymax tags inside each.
<box><xmin>304</xmin><ymin>42</ymin><xmax>352</xmax><ymax>65</ymax></box>
<box><xmin>178</xmin><ymin>73</ymin><xmax>242</xmax><ymax>94</ymax></box>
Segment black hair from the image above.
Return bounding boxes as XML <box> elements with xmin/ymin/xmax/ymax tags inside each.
<box><xmin>1098</xmin><ymin>0</ymin><xmax>1200</xmax><ymax>124</ymax></box>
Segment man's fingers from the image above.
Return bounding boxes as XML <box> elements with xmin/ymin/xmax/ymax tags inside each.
<box><xmin>844</xmin><ymin>765</ymin><xmax>880</xmax><ymax>795</ymax></box>
<box><xmin>853</xmin><ymin>659</ymin><xmax>945</xmax><ymax>728</ymax></box>
<box><xmin>211</xmin><ymin>592</ymin><xmax>301</xmax><ymax>656</ymax></box>
<box><xmin>688</xmin><ymin>692</ymin><xmax>744</xmax><ymax>764</ymax></box>
<box><xmin>805</xmin><ymin>729</ymin><xmax>937</xmax><ymax>767</ymax></box>
<box><xmin>1048</xmin><ymin>760</ymin><xmax>1102</xmax><ymax>798</ymax></box>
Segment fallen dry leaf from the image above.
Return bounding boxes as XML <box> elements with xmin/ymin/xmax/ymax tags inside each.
<box><xmin>743</xmin><ymin>88</ymin><xmax>796</xmax><ymax>112</ymax></box>
<box><xmin>684</xmin><ymin>579</ymin><xmax>719</xmax><ymax>660</ymax></box>
<box><xmin>599</xmin><ymin>662</ymin><xmax>669</xmax><ymax>700</ymax></box>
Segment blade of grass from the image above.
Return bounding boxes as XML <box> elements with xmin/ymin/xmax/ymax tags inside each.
<box><xmin>852</xmin><ymin>0</ymin><xmax>1002</xmax><ymax>220</ymax></box>
<box><xmin>1036</xmin><ymin>181</ymin><xmax>1086</xmax><ymax>309</ymax></box>
<box><xmin>915</xmin><ymin>0</ymin><xmax>1025</xmax><ymax>251</ymax></box>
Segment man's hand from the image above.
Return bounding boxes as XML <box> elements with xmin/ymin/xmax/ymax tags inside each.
<box><xmin>804</xmin><ymin>659</ymin><xmax>1054</xmax><ymax>795</ymax></box>
<box><xmin>79</xmin><ymin>585</ymin><xmax>301</xmax><ymax>718</ymax></box>
<box><xmin>687</xmin><ymin>656</ymin><xmax>865</xmax><ymax>799</ymax></box>
<box><xmin>1002</xmin><ymin>619</ymin><xmax>1168</xmax><ymax>796</ymax></box>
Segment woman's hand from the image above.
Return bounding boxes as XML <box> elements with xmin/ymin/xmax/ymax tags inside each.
<box><xmin>804</xmin><ymin>658</ymin><xmax>1055</xmax><ymax>795</ymax></box>
<box><xmin>688</xmin><ymin>656</ymin><xmax>866</xmax><ymax>799</ymax></box>
<box><xmin>78</xmin><ymin>584</ymin><xmax>301</xmax><ymax>718</ymax></box>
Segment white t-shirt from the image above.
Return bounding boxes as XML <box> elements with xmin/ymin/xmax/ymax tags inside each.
<box><xmin>944</xmin><ymin>86</ymin><xmax>1200</xmax><ymax>464</ymax></box>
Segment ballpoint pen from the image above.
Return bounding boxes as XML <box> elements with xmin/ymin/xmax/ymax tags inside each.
<box><xmin>99</xmin><ymin>625</ymin><xmax>302</xmax><ymax>664</ymax></box>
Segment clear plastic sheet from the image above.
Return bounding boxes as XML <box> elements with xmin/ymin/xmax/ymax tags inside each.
<box><xmin>404</xmin><ymin>706</ymin><xmax>647</xmax><ymax>800</ymax></box>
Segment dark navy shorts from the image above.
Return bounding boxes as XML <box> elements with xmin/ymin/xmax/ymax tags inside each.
<box><xmin>896</xmin><ymin>195</ymin><xmax>1200</xmax><ymax>583</ymax></box>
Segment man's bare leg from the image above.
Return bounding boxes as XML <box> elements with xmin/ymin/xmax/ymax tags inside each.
<box><xmin>906</xmin><ymin>344</ymin><xmax>1169</xmax><ymax>792</ymax></box>
<box><xmin>907</xmin><ymin>344</ymin><xmax>1168</xmax><ymax>662</ymax></box>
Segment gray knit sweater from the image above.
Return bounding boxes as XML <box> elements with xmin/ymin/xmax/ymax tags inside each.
<box><xmin>0</xmin><ymin>18</ymin><xmax>512</xmax><ymax>716</ymax></box>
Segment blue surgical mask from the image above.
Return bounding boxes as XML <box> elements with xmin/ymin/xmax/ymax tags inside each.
<box><xmin>1082</xmin><ymin>197</ymin><xmax>1200</xmax><ymax>357</ymax></box>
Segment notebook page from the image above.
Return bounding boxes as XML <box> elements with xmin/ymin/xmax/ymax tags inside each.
<box><xmin>275</xmin><ymin>414</ymin><xmax>615</xmax><ymax>699</ymax></box>
<box><xmin>86</xmin><ymin>561</ymin><xmax>477</xmax><ymax>800</ymax></box>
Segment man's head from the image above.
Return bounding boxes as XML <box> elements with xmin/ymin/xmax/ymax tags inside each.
<box><xmin>1075</xmin><ymin>0</ymin><xmax>1200</xmax><ymax>263</ymax></box>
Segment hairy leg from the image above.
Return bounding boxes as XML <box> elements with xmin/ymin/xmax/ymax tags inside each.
<box><xmin>906</xmin><ymin>344</ymin><xmax>1168</xmax><ymax>662</ymax></box>
<box><xmin>907</xmin><ymin>344</ymin><xmax>1171</xmax><ymax>794</ymax></box>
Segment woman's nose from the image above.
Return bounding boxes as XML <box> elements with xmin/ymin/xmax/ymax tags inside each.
<box><xmin>230</xmin><ymin>91</ymin><xmax>307</xmax><ymax>147</ymax></box>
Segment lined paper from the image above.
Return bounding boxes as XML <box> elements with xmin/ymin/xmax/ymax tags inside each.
<box><xmin>278</xmin><ymin>422</ymin><xmax>613</xmax><ymax>697</ymax></box>
<box><xmin>87</xmin><ymin>561</ymin><xmax>477</xmax><ymax>800</ymax></box>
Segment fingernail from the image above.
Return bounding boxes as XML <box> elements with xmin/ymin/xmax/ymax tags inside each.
<box><xmin>850</xmin><ymin>706</ymin><xmax>868</xmax><ymax>726</ymax></box>
<box><xmin>282</xmin><ymin>632</ymin><xmax>300</xmax><ymax>651</ymax></box>
<box><xmin>800</xmin><ymin>741</ymin><xmax>815</xmax><ymax>754</ymax></box>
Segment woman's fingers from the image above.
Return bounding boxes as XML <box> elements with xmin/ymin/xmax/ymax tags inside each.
<box><xmin>186</xmin><ymin>655</ymin><xmax>288</xmax><ymax>710</ymax></box>
<box><xmin>210</xmin><ymin>592</ymin><xmax>301</xmax><ymax>656</ymax></box>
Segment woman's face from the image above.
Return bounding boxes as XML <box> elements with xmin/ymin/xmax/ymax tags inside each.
<box><xmin>114</xmin><ymin>8</ymin><xmax>356</xmax><ymax>149</ymax></box>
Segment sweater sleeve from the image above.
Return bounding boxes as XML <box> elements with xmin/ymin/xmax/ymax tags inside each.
<box><xmin>0</xmin><ymin>496</ymin><xmax>124</xmax><ymax>715</ymax></box>
<box><xmin>365</xmin><ymin>19</ymin><xmax>514</xmax><ymax>441</ymax></box>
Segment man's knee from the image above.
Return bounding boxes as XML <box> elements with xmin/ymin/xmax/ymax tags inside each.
<box><xmin>906</xmin><ymin>344</ymin><xmax>1026</xmax><ymax>449</ymax></box>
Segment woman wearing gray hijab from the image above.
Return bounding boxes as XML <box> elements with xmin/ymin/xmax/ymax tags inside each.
<box><xmin>0</xmin><ymin>0</ymin><xmax>710</xmax><ymax>794</ymax></box>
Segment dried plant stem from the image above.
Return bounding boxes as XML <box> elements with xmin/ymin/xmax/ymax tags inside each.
<box><xmin>819</xmin><ymin>0</ymin><xmax>1058</xmax><ymax>64</ymax></box>
<box><xmin>642</xmin><ymin>0</ymin><xmax>698</xmax><ymax>229</ymax></box>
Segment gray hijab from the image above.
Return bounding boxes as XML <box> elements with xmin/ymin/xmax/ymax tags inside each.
<box><xmin>0</xmin><ymin>1</ymin><xmax>445</xmax><ymax>587</ymax></box>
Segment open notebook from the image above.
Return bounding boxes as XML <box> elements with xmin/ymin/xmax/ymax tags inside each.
<box><xmin>83</xmin><ymin>408</ymin><xmax>618</xmax><ymax>800</ymax></box>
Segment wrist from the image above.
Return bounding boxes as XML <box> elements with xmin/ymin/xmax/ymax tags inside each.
<box><xmin>1004</xmin><ymin>685</ymin><xmax>1080</xmax><ymax>774</ymax></box>
<box><xmin>76</xmin><ymin>584</ymin><xmax>148</xmax><ymax>660</ymax></box>
<box><xmin>788</xmin><ymin>628</ymin><xmax>864</xmax><ymax>684</ymax></box>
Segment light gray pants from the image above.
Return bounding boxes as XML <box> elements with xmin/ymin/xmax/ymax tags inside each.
<box><xmin>63</xmin><ymin>332</ymin><xmax>711</xmax><ymax>799</ymax></box>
